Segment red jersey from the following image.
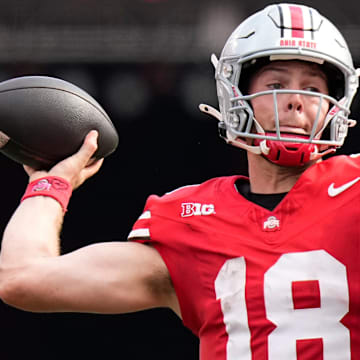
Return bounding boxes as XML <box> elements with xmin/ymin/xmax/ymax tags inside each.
<box><xmin>128</xmin><ymin>154</ymin><xmax>360</xmax><ymax>360</ymax></box>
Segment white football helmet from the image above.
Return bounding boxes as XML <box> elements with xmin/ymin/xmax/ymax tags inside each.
<box><xmin>200</xmin><ymin>3</ymin><xmax>360</xmax><ymax>166</ymax></box>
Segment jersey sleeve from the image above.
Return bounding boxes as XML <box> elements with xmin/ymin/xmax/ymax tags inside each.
<box><xmin>127</xmin><ymin>189</ymin><xmax>206</xmax><ymax>335</ymax></box>
<box><xmin>127</xmin><ymin>195</ymin><xmax>155</xmax><ymax>243</ymax></box>
<box><xmin>126</xmin><ymin>177</ymin><xmax>242</xmax><ymax>337</ymax></box>
<box><xmin>127</xmin><ymin>184</ymin><xmax>201</xmax><ymax>243</ymax></box>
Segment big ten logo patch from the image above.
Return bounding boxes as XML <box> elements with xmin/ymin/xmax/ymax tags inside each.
<box><xmin>181</xmin><ymin>202</ymin><xmax>215</xmax><ymax>217</ymax></box>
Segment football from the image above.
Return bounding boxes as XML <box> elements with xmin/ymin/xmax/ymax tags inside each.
<box><xmin>0</xmin><ymin>75</ymin><xmax>119</xmax><ymax>169</ymax></box>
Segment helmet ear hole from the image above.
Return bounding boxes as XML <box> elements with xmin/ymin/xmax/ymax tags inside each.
<box><xmin>238</xmin><ymin>111</ymin><xmax>249</xmax><ymax>132</ymax></box>
<box><xmin>227</xmin><ymin>111</ymin><xmax>248</xmax><ymax>135</ymax></box>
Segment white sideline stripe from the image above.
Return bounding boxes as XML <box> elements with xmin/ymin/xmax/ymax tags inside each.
<box><xmin>139</xmin><ymin>210</ymin><xmax>151</xmax><ymax>220</ymax></box>
<box><xmin>128</xmin><ymin>228</ymin><xmax>150</xmax><ymax>239</ymax></box>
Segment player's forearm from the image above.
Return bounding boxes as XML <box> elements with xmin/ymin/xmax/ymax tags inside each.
<box><xmin>0</xmin><ymin>195</ymin><xmax>63</xmax><ymax>268</ymax></box>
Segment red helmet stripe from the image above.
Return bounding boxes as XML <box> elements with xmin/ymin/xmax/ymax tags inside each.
<box><xmin>289</xmin><ymin>5</ymin><xmax>304</xmax><ymax>38</ymax></box>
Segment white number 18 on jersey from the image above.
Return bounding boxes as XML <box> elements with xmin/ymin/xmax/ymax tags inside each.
<box><xmin>215</xmin><ymin>250</ymin><xmax>350</xmax><ymax>359</ymax></box>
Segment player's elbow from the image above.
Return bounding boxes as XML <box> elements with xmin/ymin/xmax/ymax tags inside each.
<box><xmin>0</xmin><ymin>264</ymin><xmax>39</xmax><ymax>311</ymax></box>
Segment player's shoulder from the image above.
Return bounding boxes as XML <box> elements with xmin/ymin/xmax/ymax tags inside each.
<box><xmin>162</xmin><ymin>175</ymin><xmax>238</xmax><ymax>199</ymax></box>
<box><xmin>146</xmin><ymin>175</ymin><xmax>240</xmax><ymax>207</ymax></box>
<box><xmin>319</xmin><ymin>153</ymin><xmax>360</xmax><ymax>172</ymax></box>
<box><xmin>305</xmin><ymin>154</ymin><xmax>360</xmax><ymax>190</ymax></box>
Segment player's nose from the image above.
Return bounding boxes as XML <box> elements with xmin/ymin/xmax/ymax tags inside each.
<box><xmin>285</xmin><ymin>92</ymin><xmax>304</xmax><ymax>113</ymax></box>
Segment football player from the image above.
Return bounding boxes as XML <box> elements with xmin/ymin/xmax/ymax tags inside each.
<box><xmin>1</xmin><ymin>3</ymin><xmax>359</xmax><ymax>359</ymax></box>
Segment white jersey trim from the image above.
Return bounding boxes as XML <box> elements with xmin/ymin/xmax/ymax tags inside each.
<box><xmin>139</xmin><ymin>210</ymin><xmax>151</xmax><ymax>220</ymax></box>
<box><xmin>128</xmin><ymin>228</ymin><xmax>150</xmax><ymax>239</ymax></box>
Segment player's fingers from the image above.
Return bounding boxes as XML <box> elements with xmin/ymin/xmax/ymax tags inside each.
<box><xmin>74</xmin><ymin>130</ymin><xmax>99</xmax><ymax>167</ymax></box>
<box><xmin>71</xmin><ymin>158</ymin><xmax>103</xmax><ymax>190</ymax></box>
<box><xmin>57</xmin><ymin>130</ymin><xmax>99</xmax><ymax>176</ymax></box>
<box><xmin>83</xmin><ymin>158</ymin><xmax>104</xmax><ymax>185</ymax></box>
<box><xmin>86</xmin><ymin>157</ymin><xmax>104</xmax><ymax>173</ymax></box>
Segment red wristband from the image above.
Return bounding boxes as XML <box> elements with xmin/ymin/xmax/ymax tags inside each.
<box><xmin>21</xmin><ymin>176</ymin><xmax>72</xmax><ymax>212</ymax></box>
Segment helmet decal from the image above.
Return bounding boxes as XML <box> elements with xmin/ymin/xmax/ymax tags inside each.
<box><xmin>275</xmin><ymin>4</ymin><xmax>315</xmax><ymax>38</ymax></box>
<box><xmin>287</xmin><ymin>5</ymin><xmax>306</xmax><ymax>38</ymax></box>
<box><xmin>275</xmin><ymin>4</ymin><xmax>318</xmax><ymax>49</ymax></box>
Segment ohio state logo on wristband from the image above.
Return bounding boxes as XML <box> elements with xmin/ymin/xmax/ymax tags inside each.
<box><xmin>31</xmin><ymin>178</ymin><xmax>70</xmax><ymax>192</ymax></box>
<box><xmin>32</xmin><ymin>179</ymin><xmax>52</xmax><ymax>192</ymax></box>
<box><xmin>21</xmin><ymin>176</ymin><xmax>72</xmax><ymax>213</ymax></box>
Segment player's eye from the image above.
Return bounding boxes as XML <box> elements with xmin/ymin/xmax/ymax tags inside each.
<box><xmin>267</xmin><ymin>83</ymin><xmax>282</xmax><ymax>90</ymax></box>
<box><xmin>303</xmin><ymin>86</ymin><xmax>320</xmax><ymax>92</ymax></box>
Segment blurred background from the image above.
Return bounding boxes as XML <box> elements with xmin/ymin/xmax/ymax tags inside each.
<box><xmin>0</xmin><ymin>0</ymin><xmax>360</xmax><ymax>358</ymax></box>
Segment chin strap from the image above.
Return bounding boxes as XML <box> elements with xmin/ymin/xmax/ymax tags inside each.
<box><xmin>254</xmin><ymin>133</ymin><xmax>336</xmax><ymax>167</ymax></box>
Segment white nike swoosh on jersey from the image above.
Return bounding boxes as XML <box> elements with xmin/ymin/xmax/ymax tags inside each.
<box><xmin>328</xmin><ymin>177</ymin><xmax>360</xmax><ymax>197</ymax></box>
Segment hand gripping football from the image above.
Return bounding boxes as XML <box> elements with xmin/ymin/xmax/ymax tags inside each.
<box><xmin>0</xmin><ymin>75</ymin><xmax>119</xmax><ymax>169</ymax></box>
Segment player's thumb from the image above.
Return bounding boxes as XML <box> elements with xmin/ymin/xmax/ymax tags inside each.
<box><xmin>76</xmin><ymin>130</ymin><xmax>99</xmax><ymax>166</ymax></box>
